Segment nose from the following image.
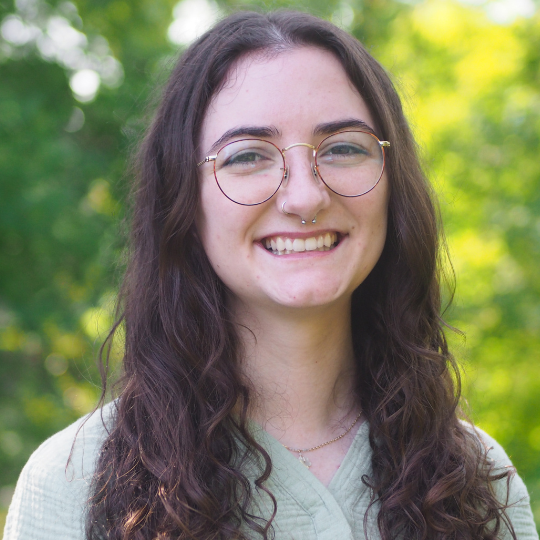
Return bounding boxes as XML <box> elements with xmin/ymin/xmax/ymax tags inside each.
<box><xmin>278</xmin><ymin>146</ymin><xmax>331</xmax><ymax>223</ymax></box>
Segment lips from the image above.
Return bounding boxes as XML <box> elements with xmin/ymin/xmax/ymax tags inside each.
<box><xmin>262</xmin><ymin>232</ymin><xmax>339</xmax><ymax>255</ymax></box>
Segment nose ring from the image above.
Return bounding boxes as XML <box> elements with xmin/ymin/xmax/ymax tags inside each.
<box><xmin>283</xmin><ymin>201</ymin><xmax>317</xmax><ymax>225</ymax></box>
<box><xmin>301</xmin><ymin>214</ymin><xmax>317</xmax><ymax>225</ymax></box>
<box><xmin>282</xmin><ymin>201</ymin><xmax>290</xmax><ymax>215</ymax></box>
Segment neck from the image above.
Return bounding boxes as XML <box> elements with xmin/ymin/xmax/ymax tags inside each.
<box><xmin>234</xmin><ymin>298</ymin><xmax>358</xmax><ymax>445</ymax></box>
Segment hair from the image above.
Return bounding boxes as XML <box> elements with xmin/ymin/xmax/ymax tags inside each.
<box><xmin>86</xmin><ymin>10</ymin><xmax>516</xmax><ymax>540</ymax></box>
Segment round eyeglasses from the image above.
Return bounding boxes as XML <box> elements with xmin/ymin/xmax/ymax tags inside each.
<box><xmin>197</xmin><ymin>130</ymin><xmax>390</xmax><ymax>206</ymax></box>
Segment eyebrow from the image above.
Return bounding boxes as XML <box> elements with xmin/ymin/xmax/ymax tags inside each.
<box><xmin>207</xmin><ymin>118</ymin><xmax>377</xmax><ymax>154</ymax></box>
<box><xmin>313</xmin><ymin>118</ymin><xmax>376</xmax><ymax>136</ymax></box>
<box><xmin>208</xmin><ymin>125</ymin><xmax>281</xmax><ymax>154</ymax></box>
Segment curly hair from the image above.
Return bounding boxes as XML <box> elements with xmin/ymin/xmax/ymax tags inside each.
<box><xmin>86</xmin><ymin>10</ymin><xmax>516</xmax><ymax>540</ymax></box>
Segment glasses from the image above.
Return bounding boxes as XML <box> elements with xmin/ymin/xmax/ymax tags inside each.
<box><xmin>197</xmin><ymin>130</ymin><xmax>390</xmax><ymax>206</ymax></box>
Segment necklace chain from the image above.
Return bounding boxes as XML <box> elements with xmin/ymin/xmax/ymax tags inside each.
<box><xmin>282</xmin><ymin>411</ymin><xmax>362</xmax><ymax>468</ymax></box>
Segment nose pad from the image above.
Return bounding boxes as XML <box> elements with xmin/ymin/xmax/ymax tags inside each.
<box><xmin>280</xmin><ymin>161</ymin><xmax>319</xmax><ymax>191</ymax></box>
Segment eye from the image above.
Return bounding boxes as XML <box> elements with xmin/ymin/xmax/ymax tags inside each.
<box><xmin>216</xmin><ymin>140</ymin><xmax>280</xmax><ymax>175</ymax></box>
<box><xmin>328</xmin><ymin>143</ymin><xmax>367</xmax><ymax>155</ymax></box>
<box><xmin>318</xmin><ymin>142</ymin><xmax>370</xmax><ymax>165</ymax></box>
<box><xmin>222</xmin><ymin>150</ymin><xmax>270</xmax><ymax>167</ymax></box>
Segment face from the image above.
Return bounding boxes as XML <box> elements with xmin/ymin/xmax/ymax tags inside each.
<box><xmin>197</xmin><ymin>47</ymin><xmax>389</xmax><ymax>314</ymax></box>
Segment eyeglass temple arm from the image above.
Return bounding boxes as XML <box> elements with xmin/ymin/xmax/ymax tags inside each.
<box><xmin>197</xmin><ymin>155</ymin><xmax>217</xmax><ymax>167</ymax></box>
<box><xmin>379</xmin><ymin>141</ymin><xmax>390</xmax><ymax>147</ymax></box>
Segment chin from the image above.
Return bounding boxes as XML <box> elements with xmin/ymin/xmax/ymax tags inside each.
<box><xmin>267</xmin><ymin>286</ymin><xmax>347</xmax><ymax>310</ymax></box>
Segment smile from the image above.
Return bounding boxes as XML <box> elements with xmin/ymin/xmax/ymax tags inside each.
<box><xmin>263</xmin><ymin>232</ymin><xmax>339</xmax><ymax>255</ymax></box>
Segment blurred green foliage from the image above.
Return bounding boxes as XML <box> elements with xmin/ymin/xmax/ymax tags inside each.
<box><xmin>0</xmin><ymin>0</ymin><xmax>538</xmax><ymax>533</ymax></box>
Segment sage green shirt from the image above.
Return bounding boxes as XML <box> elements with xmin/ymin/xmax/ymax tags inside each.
<box><xmin>3</xmin><ymin>402</ymin><xmax>538</xmax><ymax>539</ymax></box>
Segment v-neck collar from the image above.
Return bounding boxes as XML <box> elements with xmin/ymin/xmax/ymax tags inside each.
<box><xmin>247</xmin><ymin>419</ymin><xmax>374</xmax><ymax>539</ymax></box>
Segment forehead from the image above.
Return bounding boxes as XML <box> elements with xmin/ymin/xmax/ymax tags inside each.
<box><xmin>200</xmin><ymin>46</ymin><xmax>376</xmax><ymax>149</ymax></box>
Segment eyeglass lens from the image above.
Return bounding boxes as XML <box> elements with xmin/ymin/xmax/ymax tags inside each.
<box><xmin>213</xmin><ymin>131</ymin><xmax>385</xmax><ymax>206</ymax></box>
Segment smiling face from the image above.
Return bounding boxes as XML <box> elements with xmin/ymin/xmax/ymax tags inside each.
<box><xmin>196</xmin><ymin>47</ymin><xmax>389</xmax><ymax>314</ymax></box>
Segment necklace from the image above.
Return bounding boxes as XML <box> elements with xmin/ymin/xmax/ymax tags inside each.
<box><xmin>282</xmin><ymin>411</ymin><xmax>362</xmax><ymax>469</ymax></box>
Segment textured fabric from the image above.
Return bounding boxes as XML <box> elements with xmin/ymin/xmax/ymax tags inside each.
<box><xmin>3</xmin><ymin>402</ymin><xmax>538</xmax><ymax>540</ymax></box>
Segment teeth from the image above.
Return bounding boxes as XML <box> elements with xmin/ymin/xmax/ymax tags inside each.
<box><xmin>263</xmin><ymin>233</ymin><xmax>339</xmax><ymax>255</ymax></box>
<box><xmin>292</xmin><ymin>238</ymin><xmax>305</xmax><ymax>252</ymax></box>
<box><xmin>324</xmin><ymin>233</ymin><xmax>332</xmax><ymax>247</ymax></box>
<box><xmin>305</xmin><ymin>237</ymin><xmax>317</xmax><ymax>251</ymax></box>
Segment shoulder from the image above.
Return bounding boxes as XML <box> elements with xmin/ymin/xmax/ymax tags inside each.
<box><xmin>470</xmin><ymin>424</ymin><xmax>526</xmax><ymax>500</ymax></box>
<box><xmin>466</xmin><ymin>423</ymin><xmax>539</xmax><ymax>539</ymax></box>
<box><xmin>20</xmin><ymin>400</ymin><xmax>116</xmax><ymax>484</ymax></box>
<box><xmin>3</xmin><ymin>401</ymin><xmax>117</xmax><ymax>540</ymax></box>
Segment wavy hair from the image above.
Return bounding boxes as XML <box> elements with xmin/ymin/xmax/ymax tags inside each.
<box><xmin>86</xmin><ymin>10</ymin><xmax>516</xmax><ymax>540</ymax></box>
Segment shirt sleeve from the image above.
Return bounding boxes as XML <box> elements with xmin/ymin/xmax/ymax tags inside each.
<box><xmin>475</xmin><ymin>427</ymin><xmax>539</xmax><ymax>540</ymax></box>
<box><xmin>3</xmin><ymin>405</ymin><xmax>113</xmax><ymax>540</ymax></box>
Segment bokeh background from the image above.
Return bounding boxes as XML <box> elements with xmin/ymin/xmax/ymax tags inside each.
<box><xmin>0</xmin><ymin>0</ymin><xmax>539</xmax><ymax>532</ymax></box>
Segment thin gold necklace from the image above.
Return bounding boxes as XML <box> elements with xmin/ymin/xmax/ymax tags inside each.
<box><xmin>282</xmin><ymin>411</ymin><xmax>362</xmax><ymax>469</ymax></box>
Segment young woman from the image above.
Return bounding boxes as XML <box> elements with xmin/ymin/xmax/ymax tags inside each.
<box><xmin>5</xmin><ymin>10</ymin><xmax>538</xmax><ymax>540</ymax></box>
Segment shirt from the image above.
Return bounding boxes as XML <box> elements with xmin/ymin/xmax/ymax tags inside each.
<box><xmin>3</xmin><ymin>402</ymin><xmax>538</xmax><ymax>539</ymax></box>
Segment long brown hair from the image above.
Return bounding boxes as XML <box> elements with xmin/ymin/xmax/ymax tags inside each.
<box><xmin>87</xmin><ymin>10</ymin><xmax>516</xmax><ymax>540</ymax></box>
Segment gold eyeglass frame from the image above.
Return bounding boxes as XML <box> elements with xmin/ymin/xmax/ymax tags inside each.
<box><xmin>197</xmin><ymin>130</ymin><xmax>391</xmax><ymax>206</ymax></box>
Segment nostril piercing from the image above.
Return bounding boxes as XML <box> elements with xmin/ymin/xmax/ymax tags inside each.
<box><xmin>301</xmin><ymin>214</ymin><xmax>317</xmax><ymax>225</ymax></box>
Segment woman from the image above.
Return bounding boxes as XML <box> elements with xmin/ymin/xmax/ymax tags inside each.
<box><xmin>4</xmin><ymin>10</ymin><xmax>538</xmax><ymax>540</ymax></box>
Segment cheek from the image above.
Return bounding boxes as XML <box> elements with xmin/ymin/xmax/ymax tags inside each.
<box><xmin>371</xmin><ymin>179</ymin><xmax>390</xmax><ymax>231</ymax></box>
<box><xmin>349</xmin><ymin>184</ymin><xmax>389</xmax><ymax>268</ymax></box>
<box><xmin>370</xmin><ymin>201</ymin><xmax>389</xmax><ymax>253</ymax></box>
<box><xmin>353</xmin><ymin>181</ymin><xmax>389</xmax><ymax>230</ymax></box>
<box><xmin>196</xmin><ymin>192</ymin><xmax>225</xmax><ymax>269</ymax></box>
<box><xmin>197</xmin><ymin>210</ymin><xmax>228</xmax><ymax>270</ymax></box>
<box><xmin>196</xmin><ymin>191</ymin><xmax>251</xmax><ymax>277</ymax></box>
